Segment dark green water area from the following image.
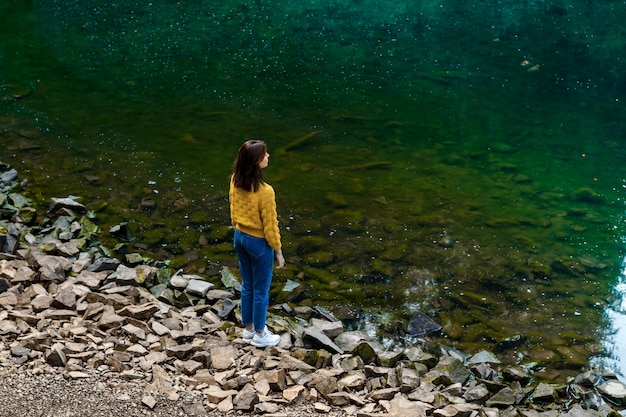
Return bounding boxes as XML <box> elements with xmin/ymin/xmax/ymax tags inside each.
<box><xmin>2</xmin><ymin>0</ymin><xmax>626</xmax><ymax>381</ymax></box>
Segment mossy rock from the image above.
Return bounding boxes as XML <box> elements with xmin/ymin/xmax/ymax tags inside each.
<box><xmin>156</xmin><ymin>268</ymin><xmax>172</xmax><ymax>285</ymax></box>
<box><xmin>526</xmin><ymin>260</ymin><xmax>551</xmax><ymax>277</ymax></box>
<box><xmin>288</xmin><ymin>217</ymin><xmax>325</xmax><ymax>235</ymax></box>
<box><xmin>457</xmin><ymin>291</ymin><xmax>498</xmax><ymax>309</ymax></box>
<box><xmin>299</xmin><ymin>265</ymin><xmax>340</xmax><ymax>285</ymax></box>
<box><xmin>414</xmin><ymin>215</ymin><xmax>448</xmax><ymax>227</ymax></box>
<box><xmin>171</xmin><ymin>289</ymin><xmax>197</xmax><ymax>308</ymax></box>
<box><xmin>302</xmin><ymin>250</ymin><xmax>335</xmax><ymax>267</ymax></box>
<box><xmin>370</xmin><ymin>258</ymin><xmax>393</xmax><ymax>277</ymax></box>
<box><xmin>558</xmin><ymin>330</ymin><xmax>595</xmax><ymax>344</ymax></box>
<box><xmin>18</xmin><ymin>206</ymin><xmax>37</xmax><ymax>225</ymax></box>
<box><xmin>566</xmin><ymin>207</ymin><xmax>587</xmax><ymax>217</ymax></box>
<box><xmin>352</xmin><ymin>342</ymin><xmax>378</xmax><ymax>365</ymax></box>
<box><xmin>497</xmin><ymin>162</ymin><xmax>518</xmax><ymax>172</ymax></box>
<box><xmin>321</xmin><ymin>210</ymin><xmax>365</xmax><ymax>233</ymax></box>
<box><xmin>141</xmin><ymin>227</ymin><xmax>170</xmax><ymax>245</ymax></box>
<box><xmin>378</xmin><ymin>244</ymin><xmax>408</xmax><ymax>261</ymax></box>
<box><xmin>207</xmin><ymin>225</ymin><xmax>234</xmax><ymax>243</ymax></box>
<box><xmin>551</xmin><ymin>258</ymin><xmax>585</xmax><ymax>276</ymax></box>
<box><xmin>490</xmin><ymin>143</ymin><xmax>516</xmax><ymax>154</ymax></box>
<box><xmin>334</xmin><ymin>263</ymin><xmax>367</xmax><ymax>282</ymax></box>
<box><xmin>211</xmin><ymin>241</ymin><xmax>236</xmax><ymax>254</ymax></box>
<box><xmin>486</xmin><ymin>217</ymin><xmax>518</xmax><ymax>227</ymax></box>
<box><xmin>554</xmin><ymin>345</ymin><xmax>590</xmax><ymax>369</ymax></box>
<box><xmin>571</xmin><ymin>187</ymin><xmax>603</xmax><ymax>204</ymax></box>
<box><xmin>296</xmin><ymin>235</ymin><xmax>328</xmax><ymax>254</ymax></box>
<box><xmin>359</xmin><ymin>239</ymin><xmax>386</xmax><ymax>255</ymax></box>
<box><xmin>513</xmin><ymin>234</ymin><xmax>540</xmax><ymax>249</ymax></box>
<box><xmin>291</xmin><ymin>348</ymin><xmax>323</xmax><ymax>367</ymax></box>
<box><xmin>517</xmin><ymin>217</ymin><xmax>540</xmax><ymax>226</ymax></box>
<box><xmin>325</xmin><ymin>191</ymin><xmax>349</xmax><ymax>208</ymax></box>
<box><xmin>440</xmin><ymin>319</ymin><xmax>466</xmax><ymax>339</ymax></box>
<box><xmin>328</xmin><ymin>244</ymin><xmax>360</xmax><ymax>263</ymax></box>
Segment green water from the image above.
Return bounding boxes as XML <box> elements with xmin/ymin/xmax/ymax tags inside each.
<box><xmin>2</xmin><ymin>0</ymin><xmax>626</xmax><ymax>380</ymax></box>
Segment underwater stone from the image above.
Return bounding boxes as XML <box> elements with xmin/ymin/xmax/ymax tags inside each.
<box><xmin>49</xmin><ymin>197</ymin><xmax>87</xmax><ymax>214</ymax></box>
<box><xmin>571</xmin><ymin>187</ymin><xmax>603</xmax><ymax>204</ymax></box>
<box><xmin>321</xmin><ymin>210</ymin><xmax>365</xmax><ymax>234</ymax></box>
<box><xmin>406</xmin><ymin>311</ymin><xmax>442</xmax><ymax>336</ymax></box>
<box><xmin>369</xmin><ymin>258</ymin><xmax>393</xmax><ymax>277</ymax></box>
<box><xmin>325</xmin><ymin>191</ymin><xmax>348</xmax><ymax>208</ymax></box>
<box><xmin>302</xmin><ymin>250</ymin><xmax>334</xmax><ymax>267</ymax></box>
<box><xmin>207</xmin><ymin>225</ymin><xmax>233</xmax><ymax>243</ymax></box>
<box><xmin>287</xmin><ymin>217</ymin><xmax>324</xmax><ymax>236</ymax></box>
<box><xmin>489</xmin><ymin>143</ymin><xmax>515</xmax><ymax>154</ymax></box>
<box><xmin>296</xmin><ymin>235</ymin><xmax>327</xmax><ymax>254</ymax></box>
<box><xmin>495</xmin><ymin>335</ymin><xmax>527</xmax><ymax>352</ymax></box>
<box><xmin>550</xmin><ymin>258</ymin><xmax>586</xmax><ymax>276</ymax></box>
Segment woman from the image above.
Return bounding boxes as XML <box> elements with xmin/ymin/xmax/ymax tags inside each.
<box><xmin>229</xmin><ymin>140</ymin><xmax>285</xmax><ymax>348</ymax></box>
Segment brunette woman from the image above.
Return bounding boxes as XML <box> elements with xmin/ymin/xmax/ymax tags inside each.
<box><xmin>229</xmin><ymin>140</ymin><xmax>285</xmax><ymax>347</ymax></box>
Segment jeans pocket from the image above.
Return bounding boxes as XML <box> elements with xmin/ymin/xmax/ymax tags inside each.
<box><xmin>248</xmin><ymin>236</ymin><xmax>271</xmax><ymax>260</ymax></box>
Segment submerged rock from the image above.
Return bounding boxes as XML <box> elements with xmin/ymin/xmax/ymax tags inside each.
<box><xmin>407</xmin><ymin>311</ymin><xmax>442</xmax><ymax>336</ymax></box>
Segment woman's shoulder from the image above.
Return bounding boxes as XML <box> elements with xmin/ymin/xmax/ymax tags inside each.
<box><xmin>259</xmin><ymin>182</ymin><xmax>275</xmax><ymax>195</ymax></box>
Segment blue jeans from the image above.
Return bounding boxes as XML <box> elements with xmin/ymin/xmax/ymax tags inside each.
<box><xmin>234</xmin><ymin>229</ymin><xmax>275</xmax><ymax>331</ymax></box>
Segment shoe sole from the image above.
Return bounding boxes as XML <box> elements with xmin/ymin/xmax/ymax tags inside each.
<box><xmin>251</xmin><ymin>338</ymin><xmax>280</xmax><ymax>348</ymax></box>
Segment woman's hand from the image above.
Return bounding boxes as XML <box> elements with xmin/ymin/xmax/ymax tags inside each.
<box><xmin>275</xmin><ymin>249</ymin><xmax>285</xmax><ymax>269</ymax></box>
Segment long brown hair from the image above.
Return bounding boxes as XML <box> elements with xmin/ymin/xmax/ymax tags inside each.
<box><xmin>232</xmin><ymin>140</ymin><xmax>267</xmax><ymax>192</ymax></box>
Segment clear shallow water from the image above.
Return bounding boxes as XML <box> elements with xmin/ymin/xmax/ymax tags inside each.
<box><xmin>2</xmin><ymin>0</ymin><xmax>626</xmax><ymax>381</ymax></box>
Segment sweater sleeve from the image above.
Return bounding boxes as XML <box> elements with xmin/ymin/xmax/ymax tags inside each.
<box><xmin>229</xmin><ymin>179</ymin><xmax>235</xmax><ymax>226</ymax></box>
<box><xmin>260</xmin><ymin>184</ymin><xmax>282</xmax><ymax>250</ymax></box>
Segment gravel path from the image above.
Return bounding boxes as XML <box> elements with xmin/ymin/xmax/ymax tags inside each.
<box><xmin>0</xmin><ymin>370</ymin><xmax>349</xmax><ymax>417</ymax></box>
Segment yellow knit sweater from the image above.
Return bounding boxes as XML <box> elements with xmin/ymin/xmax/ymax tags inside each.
<box><xmin>229</xmin><ymin>179</ymin><xmax>282</xmax><ymax>250</ymax></box>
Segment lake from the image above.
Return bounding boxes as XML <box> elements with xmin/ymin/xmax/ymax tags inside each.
<box><xmin>2</xmin><ymin>0</ymin><xmax>626</xmax><ymax>381</ymax></box>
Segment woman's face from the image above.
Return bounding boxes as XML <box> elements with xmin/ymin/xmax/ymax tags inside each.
<box><xmin>258</xmin><ymin>151</ymin><xmax>270</xmax><ymax>168</ymax></box>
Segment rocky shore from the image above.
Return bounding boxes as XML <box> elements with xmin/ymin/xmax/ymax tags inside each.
<box><xmin>1</xmin><ymin>164</ymin><xmax>626</xmax><ymax>417</ymax></box>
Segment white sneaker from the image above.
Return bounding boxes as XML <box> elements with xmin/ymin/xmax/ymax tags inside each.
<box><xmin>242</xmin><ymin>326</ymin><xmax>268</xmax><ymax>343</ymax></box>
<box><xmin>251</xmin><ymin>329</ymin><xmax>280</xmax><ymax>348</ymax></box>
<box><xmin>242</xmin><ymin>328</ymin><xmax>255</xmax><ymax>343</ymax></box>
